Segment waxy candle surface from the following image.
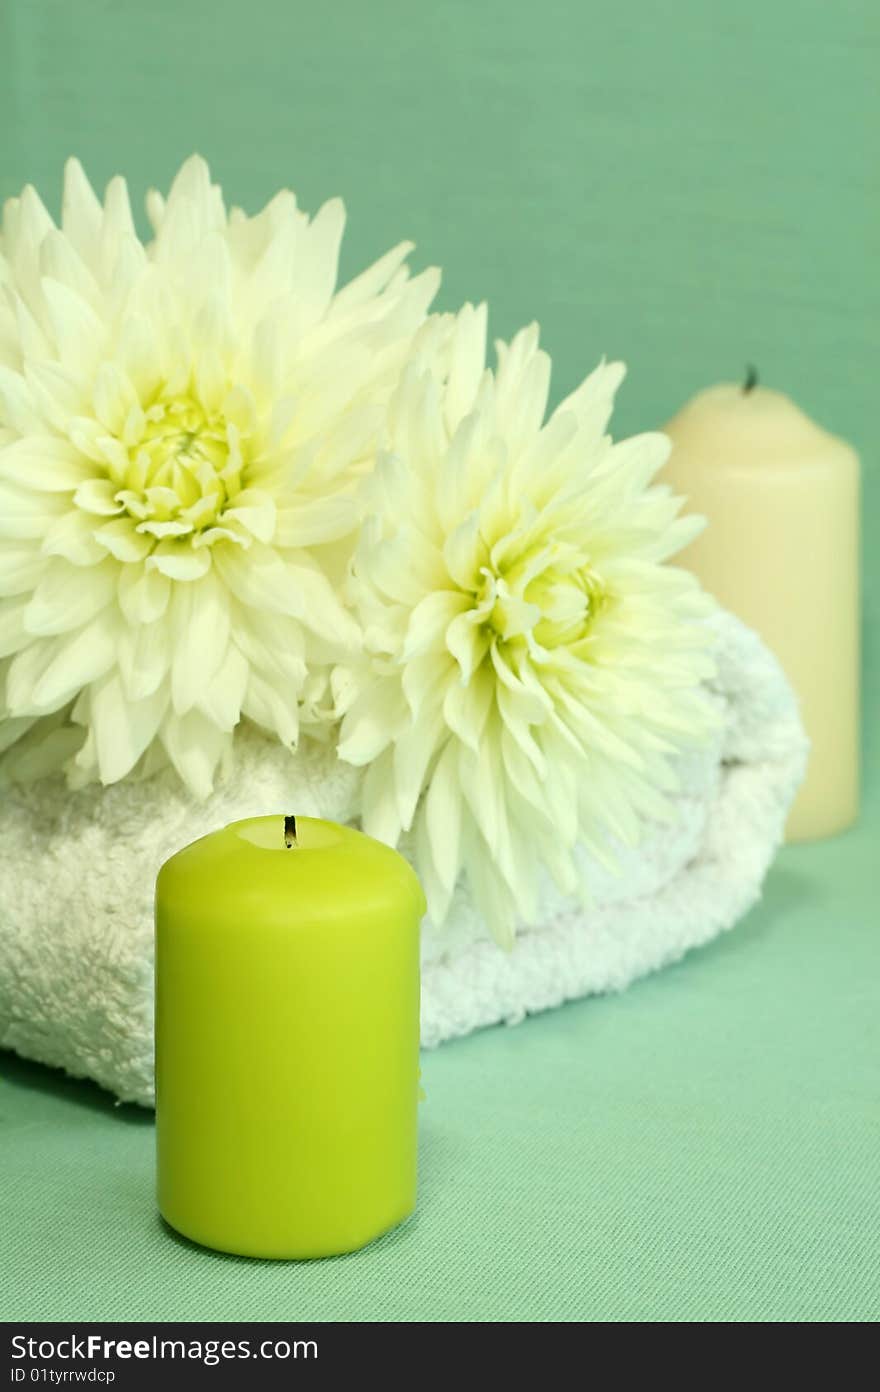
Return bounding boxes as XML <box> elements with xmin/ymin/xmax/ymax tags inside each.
<box><xmin>663</xmin><ymin>384</ymin><xmax>860</xmax><ymax>841</ymax></box>
<box><xmin>155</xmin><ymin>815</ymin><xmax>425</xmax><ymax>1259</ymax></box>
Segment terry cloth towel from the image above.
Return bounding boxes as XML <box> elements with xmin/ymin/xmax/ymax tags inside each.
<box><xmin>0</xmin><ymin>610</ymin><xmax>806</xmax><ymax>1106</ymax></box>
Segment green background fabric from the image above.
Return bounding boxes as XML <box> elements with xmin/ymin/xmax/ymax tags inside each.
<box><xmin>1</xmin><ymin>0</ymin><xmax>877</xmax><ymax>1322</ymax></box>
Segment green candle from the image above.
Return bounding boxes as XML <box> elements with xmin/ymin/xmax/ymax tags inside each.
<box><xmin>155</xmin><ymin>815</ymin><xmax>425</xmax><ymax>1259</ymax></box>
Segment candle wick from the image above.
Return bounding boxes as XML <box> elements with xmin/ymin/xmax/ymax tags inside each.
<box><xmin>743</xmin><ymin>364</ymin><xmax>759</xmax><ymax>394</ymax></box>
<box><xmin>284</xmin><ymin>815</ymin><xmax>298</xmax><ymax>849</ymax></box>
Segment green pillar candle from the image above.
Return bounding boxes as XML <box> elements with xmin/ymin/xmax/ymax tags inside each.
<box><xmin>155</xmin><ymin>815</ymin><xmax>425</xmax><ymax>1259</ymax></box>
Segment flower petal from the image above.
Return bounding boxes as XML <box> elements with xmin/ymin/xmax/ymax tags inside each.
<box><xmin>392</xmin><ymin>703</ymin><xmax>446</xmax><ymax>829</ymax></box>
<box><xmin>0</xmin><ymin>437</ymin><xmax>94</xmax><ymax>491</ymax></box>
<box><xmin>5</xmin><ymin>638</ymin><xmax>57</xmax><ymax>711</ymax></box>
<box><xmin>213</xmin><ymin>542</ymin><xmax>300</xmax><ymax>616</ymax></box>
<box><xmin>117</xmin><ymin>619</ymin><xmax>171</xmax><ymax>702</ymax></box>
<box><xmin>442</xmin><ymin>661</ymin><xmax>494</xmax><ymax>753</ymax></box>
<box><xmin>0</xmin><ymin>714</ymin><xmax>39</xmax><ymax>755</ymax></box>
<box><xmin>146</xmin><ymin>541</ymin><xmax>211</xmax><ymax>581</ymax></box>
<box><xmin>274</xmin><ymin>493</ymin><xmax>359</xmax><ymax>548</ymax></box>
<box><xmin>442</xmin><ymin>511</ymin><xmax>486</xmax><ymax>591</ymax></box>
<box><xmin>197</xmin><ymin>643</ymin><xmax>248</xmax><ymax>731</ymax></box>
<box><xmin>30</xmin><ymin>615</ymin><xmax>118</xmax><ymax>711</ymax></box>
<box><xmin>424</xmin><ymin>739</ymin><xmax>463</xmax><ymax>892</ymax></box>
<box><xmin>402</xmin><ymin>590</ymin><xmax>469</xmax><ymax>662</ymax></box>
<box><xmin>286</xmin><ymin>560</ymin><xmax>360</xmax><ymax>651</ymax></box>
<box><xmin>115</xmin><ymin>313</ymin><xmax>162</xmax><ymax>402</ymax></box>
<box><xmin>117</xmin><ymin>563</ymin><xmax>171</xmax><ymax>624</ymax></box>
<box><xmin>337</xmin><ymin>678</ymin><xmax>405</xmax><ymax>766</ymax></box>
<box><xmin>0</xmin><ymin>598</ymin><xmax>28</xmax><ymax>658</ymax></box>
<box><xmin>94</xmin><ymin>518</ymin><xmax>153</xmax><ymax>562</ymax></box>
<box><xmin>401</xmin><ymin>651</ymin><xmax>452</xmax><ymax>720</ymax></box>
<box><xmin>137</xmin><ymin>519</ymin><xmax>194</xmax><ymax>540</ymax></box>
<box><xmin>242</xmin><ymin>670</ymin><xmax>299</xmax><ymax>748</ymax></box>
<box><xmin>41</xmin><ymin>276</ymin><xmax>108</xmax><ymax>375</ymax></box>
<box><xmin>90</xmin><ymin>676</ymin><xmax>168</xmax><ymax>784</ymax></box>
<box><xmin>358</xmin><ymin>522</ymin><xmax>446</xmax><ymax>606</ymax></box>
<box><xmin>170</xmin><ymin>571</ymin><xmax>231</xmax><ymax>714</ymax></box>
<box><xmin>223</xmin><ymin>488</ymin><xmax>277</xmax><ymax>544</ymax></box>
<box><xmin>445</xmin><ymin>609</ymin><xmax>490</xmax><ymax>683</ymax></box>
<box><xmin>0</xmin><ymin>546</ymin><xmax>46</xmax><ymax>597</ymax></box>
<box><xmin>0</xmin><ymin>482</ymin><xmax>68</xmax><ymax>538</ymax></box>
<box><xmin>92</xmin><ymin>362</ymin><xmax>141</xmax><ymax>436</ymax></box>
<box><xmin>41</xmin><ymin>510</ymin><xmax>108</xmax><ymax>567</ymax></box>
<box><xmin>444</xmin><ymin>302</ymin><xmax>488</xmax><ymax>434</ymax></box>
<box><xmin>24</xmin><ymin>558</ymin><xmax>116</xmax><ymax>636</ymax></box>
<box><xmin>73</xmin><ymin>477</ymin><xmax>123</xmax><ymax>516</ymax></box>
<box><xmin>360</xmin><ymin>751</ymin><xmax>404</xmax><ymax>848</ymax></box>
<box><xmin>331</xmin><ymin>241</ymin><xmax>413</xmax><ymax>315</ymax></box>
<box><xmin>0</xmin><ymin>365</ymin><xmax>46</xmax><ymax>436</ymax></box>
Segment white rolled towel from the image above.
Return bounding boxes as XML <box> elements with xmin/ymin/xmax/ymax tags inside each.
<box><xmin>0</xmin><ymin>610</ymin><xmax>806</xmax><ymax>1106</ymax></box>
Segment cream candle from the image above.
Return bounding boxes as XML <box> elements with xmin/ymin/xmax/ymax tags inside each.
<box><xmin>155</xmin><ymin>815</ymin><xmax>425</xmax><ymax>1259</ymax></box>
<box><xmin>662</xmin><ymin>379</ymin><xmax>860</xmax><ymax>841</ymax></box>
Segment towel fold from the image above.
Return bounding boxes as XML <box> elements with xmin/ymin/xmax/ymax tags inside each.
<box><xmin>0</xmin><ymin>609</ymin><xmax>806</xmax><ymax>1105</ymax></box>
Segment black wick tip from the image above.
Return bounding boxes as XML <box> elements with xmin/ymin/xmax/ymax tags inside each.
<box><xmin>743</xmin><ymin>364</ymin><xmax>759</xmax><ymax>394</ymax></box>
<box><xmin>284</xmin><ymin>814</ymin><xmax>298</xmax><ymax>849</ymax></box>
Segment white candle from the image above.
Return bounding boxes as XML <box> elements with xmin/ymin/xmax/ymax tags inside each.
<box><xmin>662</xmin><ymin>380</ymin><xmax>860</xmax><ymax>842</ymax></box>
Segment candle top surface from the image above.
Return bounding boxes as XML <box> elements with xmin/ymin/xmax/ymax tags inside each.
<box><xmin>664</xmin><ymin>383</ymin><xmax>854</xmax><ymax>464</ymax></box>
<box><xmin>157</xmin><ymin>815</ymin><xmax>426</xmax><ymax>924</ymax></box>
<box><xmin>234</xmin><ymin>816</ymin><xmax>344</xmax><ymax>851</ymax></box>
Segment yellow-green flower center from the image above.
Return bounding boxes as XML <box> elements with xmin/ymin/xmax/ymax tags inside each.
<box><xmin>473</xmin><ymin>562</ymin><xmax>609</xmax><ymax>650</ymax></box>
<box><xmin>529</xmin><ymin>567</ymin><xmax>609</xmax><ymax>649</ymax></box>
<box><xmin>116</xmin><ymin>395</ymin><xmax>245</xmax><ymax>536</ymax></box>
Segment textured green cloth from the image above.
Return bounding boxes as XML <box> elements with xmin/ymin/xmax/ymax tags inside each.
<box><xmin>1</xmin><ymin>0</ymin><xmax>878</xmax><ymax>1323</ymax></box>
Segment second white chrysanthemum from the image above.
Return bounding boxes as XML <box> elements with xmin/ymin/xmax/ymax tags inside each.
<box><xmin>337</xmin><ymin>307</ymin><xmax>718</xmax><ymax>944</ymax></box>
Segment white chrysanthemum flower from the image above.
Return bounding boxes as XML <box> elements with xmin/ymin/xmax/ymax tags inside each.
<box><xmin>337</xmin><ymin>307</ymin><xmax>718</xmax><ymax>945</ymax></box>
<box><xmin>0</xmin><ymin>156</ymin><xmax>438</xmax><ymax>794</ymax></box>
